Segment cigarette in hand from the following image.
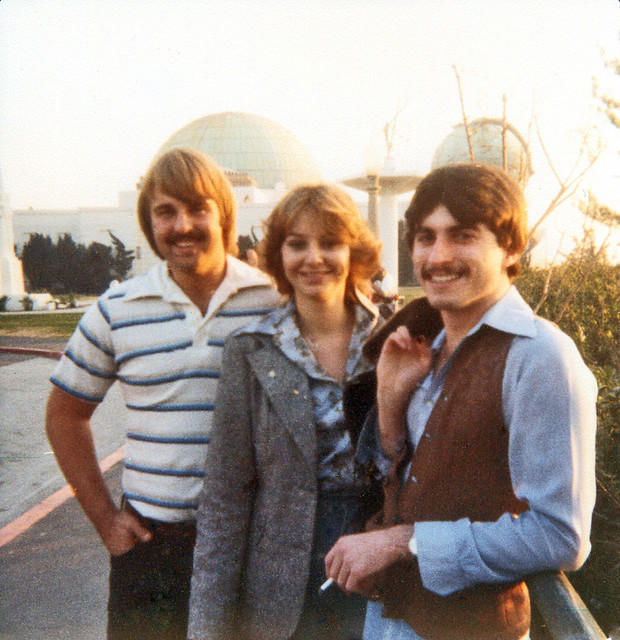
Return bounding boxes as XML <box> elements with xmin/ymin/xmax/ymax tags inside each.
<box><xmin>319</xmin><ymin>577</ymin><xmax>334</xmax><ymax>593</ymax></box>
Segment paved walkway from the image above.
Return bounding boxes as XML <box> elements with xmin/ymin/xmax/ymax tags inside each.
<box><xmin>0</xmin><ymin>464</ymin><xmax>122</xmax><ymax>640</ymax></box>
<box><xmin>0</xmin><ymin>339</ymin><xmax>126</xmax><ymax>639</ymax></box>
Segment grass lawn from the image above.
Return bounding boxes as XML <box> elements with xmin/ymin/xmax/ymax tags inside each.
<box><xmin>399</xmin><ymin>286</ymin><xmax>424</xmax><ymax>305</ymax></box>
<box><xmin>0</xmin><ymin>287</ymin><xmax>424</xmax><ymax>337</ymax></box>
<box><xmin>0</xmin><ymin>311</ymin><xmax>84</xmax><ymax>337</ymax></box>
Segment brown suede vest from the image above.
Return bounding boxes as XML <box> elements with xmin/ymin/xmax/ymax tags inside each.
<box><xmin>368</xmin><ymin>307</ymin><xmax>531</xmax><ymax>640</ymax></box>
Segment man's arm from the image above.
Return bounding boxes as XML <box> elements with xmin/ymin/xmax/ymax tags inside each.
<box><xmin>376</xmin><ymin>325</ymin><xmax>432</xmax><ymax>457</ymax></box>
<box><xmin>325</xmin><ymin>326</ymin><xmax>431</xmax><ymax>595</ymax></box>
<box><xmin>327</xmin><ymin>325</ymin><xmax>597</xmax><ymax>598</ymax></box>
<box><xmin>45</xmin><ymin>386</ymin><xmax>151</xmax><ymax>555</ymax></box>
<box><xmin>413</xmin><ymin>329</ymin><xmax>598</xmax><ymax>596</ymax></box>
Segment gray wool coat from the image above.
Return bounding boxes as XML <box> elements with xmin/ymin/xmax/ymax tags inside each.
<box><xmin>187</xmin><ymin>331</ymin><xmax>324</xmax><ymax>640</ymax></box>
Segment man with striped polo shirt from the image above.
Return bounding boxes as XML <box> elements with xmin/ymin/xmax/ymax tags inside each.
<box><xmin>45</xmin><ymin>148</ymin><xmax>279</xmax><ymax>640</ymax></box>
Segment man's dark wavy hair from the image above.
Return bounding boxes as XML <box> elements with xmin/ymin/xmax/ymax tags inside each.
<box><xmin>405</xmin><ymin>163</ymin><xmax>528</xmax><ymax>279</ymax></box>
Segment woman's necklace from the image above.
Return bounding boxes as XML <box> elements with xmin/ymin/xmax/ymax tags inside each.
<box><xmin>298</xmin><ymin>311</ymin><xmax>355</xmax><ymax>382</ymax></box>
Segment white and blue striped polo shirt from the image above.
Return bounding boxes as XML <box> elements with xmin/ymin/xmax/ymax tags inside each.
<box><xmin>51</xmin><ymin>256</ymin><xmax>280</xmax><ymax>522</ymax></box>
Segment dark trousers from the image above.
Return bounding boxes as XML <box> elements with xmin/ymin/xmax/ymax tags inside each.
<box><xmin>107</xmin><ymin>505</ymin><xmax>196</xmax><ymax>640</ymax></box>
<box><xmin>291</xmin><ymin>492</ymin><xmax>366</xmax><ymax>640</ymax></box>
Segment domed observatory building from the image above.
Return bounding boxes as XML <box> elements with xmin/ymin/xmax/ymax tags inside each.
<box><xmin>155</xmin><ymin>111</ymin><xmax>322</xmax><ymax>191</ymax></box>
<box><xmin>430</xmin><ymin>118</ymin><xmax>567</xmax><ymax>263</ymax></box>
<box><xmin>13</xmin><ymin>111</ymin><xmax>322</xmax><ymax>276</ymax></box>
<box><xmin>431</xmin><ymin>118</ymin><xmax>533</xmax><ymax>185</ymax></box>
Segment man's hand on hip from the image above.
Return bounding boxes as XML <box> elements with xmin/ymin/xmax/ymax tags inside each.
<box><xmin>100</xmin><ymin>510</ymin><xmax>153</xmax><ymax>556</ymax></box>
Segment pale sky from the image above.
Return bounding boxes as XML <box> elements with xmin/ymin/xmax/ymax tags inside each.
<box><xmin>1</xmin><ymin>0</ymin><xmax>618</xmax><ymax>220</ymax></box>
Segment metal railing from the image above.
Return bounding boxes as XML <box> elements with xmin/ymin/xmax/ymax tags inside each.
<box><xmin>527</xmin><ymin>572</ymin><xmax>607</xmax><ymax>640</ymax></box>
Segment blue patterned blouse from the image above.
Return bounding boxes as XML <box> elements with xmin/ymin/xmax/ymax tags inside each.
<box><xmin>239</xmin><ymin>296</ymin><xmax>380</xmax><ymax>492</ymax></box>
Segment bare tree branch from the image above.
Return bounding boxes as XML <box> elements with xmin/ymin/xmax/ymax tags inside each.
<box><xmin>452</xmin><ymin>65</ymin><xmax>475</xmax><ymax>162</ymax></box>
<box><xmin>535</xmin><ymin>117</ymin><xmax>562</xmax><ymax>184</ymax></box>
<box><xmin>522</xmin><ymin>101</ymin><xmax>536</xmax><ymax>187</ymax></box>
<box><xmin>528</xmin><ymin>122</ymin><xmax>603</xmax><ymax>240</ymax></box>
<box><xmin>532</xmin><ymin>230</ymin><xmax>567</xmax><ymax>314</ymax></box>
<box><xmin>383</xmin><ymin>103</ymin><xmax>407</xmax><ymax>157</ymax></box>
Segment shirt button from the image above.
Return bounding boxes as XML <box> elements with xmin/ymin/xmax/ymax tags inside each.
<box><xmin>409</xmin><ymin>476</ymin><xmax>418</xmax><ymax>483</ymax></box>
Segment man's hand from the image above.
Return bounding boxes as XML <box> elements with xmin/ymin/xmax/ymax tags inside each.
<box><xmin>46</xmin><ymin>387</ymin><xmax>152</xmax><ymax>557</ymax></box>
<box><xmin>377</xmin><ymin>327</ymin><xmax>432</xmax><ymax>457</ymax></box>
<box><xmin>324</xmin><ymin>525</ymin><xmax>415</xmax><ymax>596</ymax></box>
<box><xmin>99</xmin><ymin>509</ymin><xmax>153</xmax><ymax>556</ymax></box>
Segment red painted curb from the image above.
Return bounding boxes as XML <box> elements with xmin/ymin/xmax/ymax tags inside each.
<box><xmin>0</xmin><ymin>346</ymin><xmax>63</xmax><ymax>359</ymax></box>
<box><xmin>0</xmin><ymin>446</ymin><xmax>125</xmax><ymax>547</ymax></box>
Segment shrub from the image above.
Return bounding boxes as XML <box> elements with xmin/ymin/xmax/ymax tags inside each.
<box><xmin>21</xmin><ymin>295</ymin><xmax>34</xmax><ymax>311</ymax></box>
<box><xmin>515</xmin><ymin>247</ymin><xmax>620</xmax><ymax>632</ymax></box>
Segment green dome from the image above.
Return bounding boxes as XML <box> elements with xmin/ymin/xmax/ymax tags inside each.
<box><xmin>155</xmin><ymin>111</ymin><xmax>322</xmax><ymax>189</ymax></box>
<box><xmin>432</xmin><ymin>118</ymin><xmax>533</xmax><ymax>183</ymax></box>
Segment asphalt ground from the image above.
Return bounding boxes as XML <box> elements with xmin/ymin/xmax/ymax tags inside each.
<box><xmin>0</xmin><ymin>336</ymin><xmax>126</xmax><ymax>639</ymax></box>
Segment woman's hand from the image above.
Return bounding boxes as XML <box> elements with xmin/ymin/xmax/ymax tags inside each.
<box><xmin>376</xmin><ymin>326</ymin><xmax>432</xmax><ymax>458</ymax></box>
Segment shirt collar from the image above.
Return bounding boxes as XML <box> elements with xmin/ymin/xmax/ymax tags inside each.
<box><xmin>242</xmin><ymin>296</ymin><xmax>379</xmax><ymax>382</ymax></box>
<box><xmin>476</xmin><ymin>285</ymin><xmax>537</xmax><ymax>338</ymax></box>
<box><xmin>121</xmin><ymin>256</ymin><xmax>274</xmax><ymax>309</ymax></box>
<box><xmin>206</xmin><ymin>256</ymin><xmax>274</xmax><ymax>318</ymax></box>
<box><xmin>429</xmin><ymin>286</ymin><xmax>536</xmax><ymax>352</ymax></box>
<box><xmin>238</xmin><ymin>290</ymin><xmax>380</xmax><ymax>338</ymax></box>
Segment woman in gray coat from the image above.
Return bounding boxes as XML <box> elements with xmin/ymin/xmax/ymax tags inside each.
<box><xmin>188</xmin><ymin>184</ymin><xmax>383</xmax><ymax>640</ymax></box>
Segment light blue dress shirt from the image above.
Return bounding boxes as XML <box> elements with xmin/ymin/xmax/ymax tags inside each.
<box><xmin>364</xmin><ymin>286</ymin><xmax>597</xmax><ymax>640</ymax></box>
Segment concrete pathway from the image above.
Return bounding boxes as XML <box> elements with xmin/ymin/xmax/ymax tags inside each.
<box><xmin>0</xmin><ymin>353</ymin><xmax>125</xmax><ymax>528</ymax></box>
<box><xmin>0</xmin><ymin>342</ymin><xmax>126</xmax><ymax>639</ymax></box>
<box><xmin>0</xmin><ymin>464</ymin><xmax>122</xmax><ymax>640</ymax></box>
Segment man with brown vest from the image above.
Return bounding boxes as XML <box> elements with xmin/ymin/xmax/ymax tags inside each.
<box><xmin>325</xmin><ymin>163</ymin><xmax>597</xmax><ymax>640</ymax></box>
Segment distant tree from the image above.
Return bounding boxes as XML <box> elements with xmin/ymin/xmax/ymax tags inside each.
<box><xmin>55</xmin><ymin>233</ymin><xmax>86</xmax><ymax>293</ymax></box>
<box><xmin>397</xmin><ymin>221</ymin><xmax>415</xmax><ymax>286</ymax></box>
<box><xmin>83</xmin><ymin>242</ymin><xmax>114</xmax><ymax>294</ymax></box>
<box><xmin>20</xmin><ymin>233</ymin><xmax>56</xmax><ymax>291</ymax></box>
<box><xmin>237</xmin><ymin>234</ymin><xmax>254</xmax><ymax>257</ymax></box>
<box><xmin>108</xmin><ymin>231</ymin><xmax>135</xmax><ymax>281</ymax></box>
<box><xmin>20</xmin><ymin>232</ymin><xmax>131</xmax><ymax>295</ymax></box>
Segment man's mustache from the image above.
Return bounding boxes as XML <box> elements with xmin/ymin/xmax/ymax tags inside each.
<box><xmin>420</xmin><ymin>265</ymin><xmax>468</xmax><ymax>280</ymax></box>
<box><xmin>168</xmin><ymin>232</ymin><xmax>207</xmax><ymax>244</ymax></box>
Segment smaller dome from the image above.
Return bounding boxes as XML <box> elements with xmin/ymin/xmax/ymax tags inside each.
<box><xmin>432</xmin><ymin>118</ymin><xmax>533</xmax><ymax>183</ymax></box>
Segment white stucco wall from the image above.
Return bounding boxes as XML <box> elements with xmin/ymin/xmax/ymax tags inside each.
<box><xmin>11</xmin><ymin>189</ymin><xmax>281</xmax><ymax>276</ymax></box>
